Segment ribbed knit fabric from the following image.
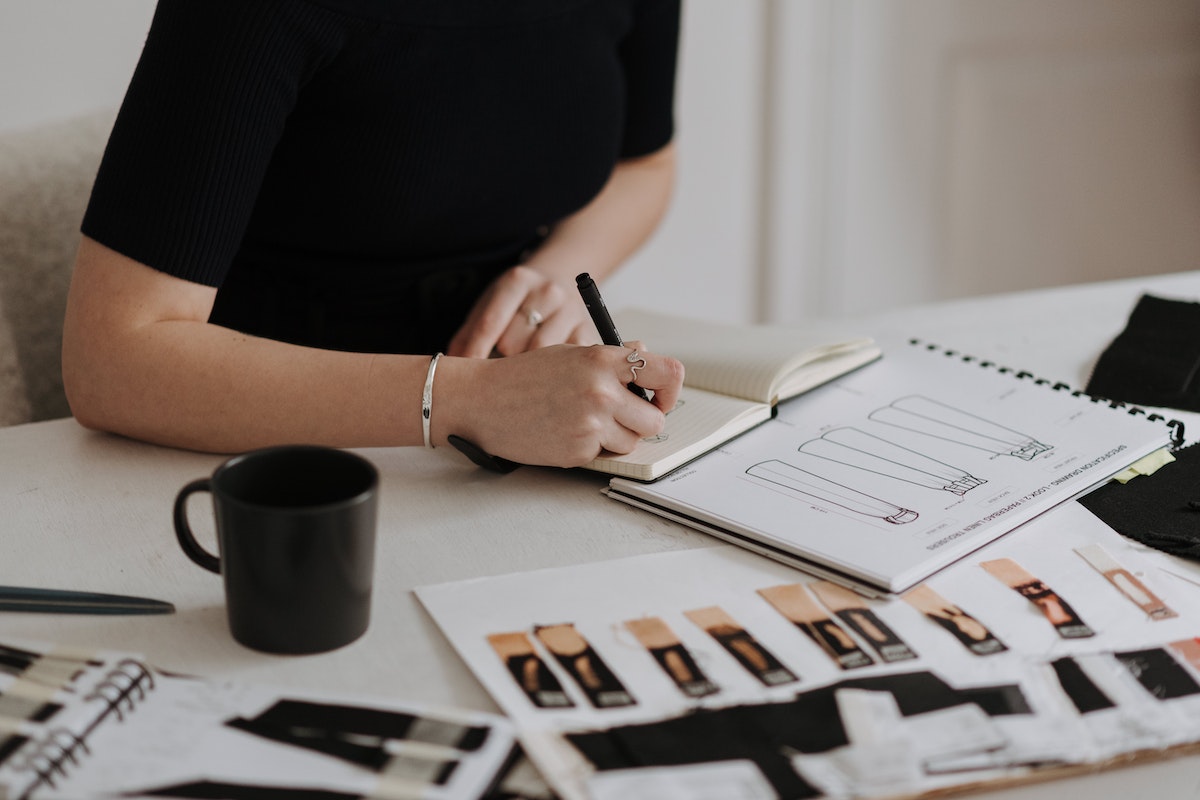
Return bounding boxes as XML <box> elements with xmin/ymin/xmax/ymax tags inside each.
<box><xmin>81</xmin><ymin>0</ymin><xmax>679</xmax><ymax>354</ymax></box>
<box><xmin>1086</xmin><ymin>294</ymin><xmax>1200</xmax><ymax>412</ymax></box>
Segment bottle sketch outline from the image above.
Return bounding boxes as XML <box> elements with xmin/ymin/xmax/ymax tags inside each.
<box><xmin>746</xmin><ymin>459</ymin><xmax>918</xmax><ymax>524</ymax></box>
<box><xmin>869</xmin><ymin>395</ymin><xmax>1052</xmax><ymax>461</ymax></box>
<box><xmin>799</xmin><ymin>427</ymin><xmax>986</xmax><ymax>497</ymax></box>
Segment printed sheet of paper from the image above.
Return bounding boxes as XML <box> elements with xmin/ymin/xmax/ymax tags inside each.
<box><xmin>417</xmin><ymin>501</ymin><xmax>1200</xmax><ymax>800</ymax></box>
<box><xmin>606</xmin><ymin>335</ymin><xmax>1174</xmax><ymax>593</ymax></box>
<box><xmin>0</xmin><ymin>644</ymin><xmax>517</xmax><ymax>800</ymax></box>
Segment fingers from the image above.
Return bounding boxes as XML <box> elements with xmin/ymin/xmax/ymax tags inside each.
<box><xmin>447</xmin><ymin>266</ymin><xmax>584</xmax><ymax>358</ymax></box>
<box><xmin>447</xmin><ymin>344</ymin><xmax>685</xmax><ymax>467</ymax></box>
<box><xmin>588</xmin><ymin>344</ymin><xmax>685</xmax><ymax>456</ymax></box>
<box><xmin>496</xmin><ymin>277</ymin><xmax>576</xmax><ymax>354</ymax></box>
<box><xmin>617</xmin><ymin>341</ymin><xmax>684</xmax><ymax>415</ymax></box>
<box><xmin>446</xmin><ymin>278</ymin><xmax>520</xmax><ymax>358</ymax></box>
<box><xmin>566</xmin><ymin>320</ymin><xmax>601</xmax><ymax>346</ymax></box>
<box><xmin>596</xmin><ymin>415</ymin><xmax>647</xmax><ymax>455</ymax></box>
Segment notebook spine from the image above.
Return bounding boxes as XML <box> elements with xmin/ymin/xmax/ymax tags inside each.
<box><xmin>12</xmin><ymin>659</ymin><xmax>154</xmax><ymax>799</ymax></box>
<box><xmin>82</xmin><ymin>658</ymin><xmax>155</xmax><ymax>723</ymax></box>
<box><xmin>909</xmin><ymin>339</ymin><xmax>1186</xmax><ymax>450</ymax></box>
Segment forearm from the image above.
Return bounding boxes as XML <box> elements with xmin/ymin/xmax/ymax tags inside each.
<box><xmin>64</xmin><ymin>310</ymin><xmax>684</xmax><ymax>465</ymax></box>
<box><xmin>525</xmin><ymin>141</ymin><xmax>676</xmax><ymax>286</ymax></box>
<box><xmin>69</xmin><ymin>325</ymin><xmax>427</xmax><ymax>454</ymax></box>
<box><xmin>62</xmin><ymin>239</ymin><xmax>430</xmax><ymax>453</ymax></box>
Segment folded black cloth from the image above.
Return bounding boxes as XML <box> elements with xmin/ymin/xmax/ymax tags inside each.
<box><xmin>1080</xmin><ymin>443</ymin><xmax>1200</xmax><ymax>560</ymax></box>
<box><xmin>1085</xmin><ymin>293</ymin><xmax>1200</xmax><ymax>412</ymax></box>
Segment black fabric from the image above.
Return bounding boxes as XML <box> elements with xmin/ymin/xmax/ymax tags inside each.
<box><xmin>1114</xmin><ymin>648</ymin><xmax>1200</xmax><ymax>700</ymax></box>
<box><xmin>1051</xmin><ymin>657</ymin><xmax>1115</xmax><ymax>714</ymax></box>
<box><xmin>1086</xmin><ymin>294</ymin><xmax>1200</xmax><ymax>412</ymax></box>
<box><xmin>208</xmin><ymin>256</ymin><xmax>512</xmax><ymax>355</ymax></box>
<box><xmin>81</xmin><ymin>0</ymin><xmax>680</xmax><ymax>354</ymax></box>
<box><xmin>225</xmin><ymin>698</ymin><xmax>486</xmax><ymax>769</ymax></box>
<box><xmin>1080</xmin><ymin>442</ymin><xmax>1200</xmax><ymax>560</ymax></box>
<box><xmin>565</xmin><ymin>671</ymin><xmax>1030</xmax><ymax>798</ymax></box>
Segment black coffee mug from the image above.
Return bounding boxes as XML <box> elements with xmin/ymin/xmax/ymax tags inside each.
<box><xmin>173</xmin><ymin>445</ymin><xmax>378</xmax><ymax>654</ymax></box>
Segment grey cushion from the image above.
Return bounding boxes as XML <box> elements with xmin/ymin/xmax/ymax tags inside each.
<box><xmin>0</xmin><ymin>109</ymin><xmax>114</xmax><ymax>426</ymax></box>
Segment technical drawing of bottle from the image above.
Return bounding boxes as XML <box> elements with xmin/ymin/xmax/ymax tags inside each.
<box><xmin>746</xmin><ymin>459</ymin><xmax>918</xmax><ymax>524</ymax></box>
<box><xmin>798</xmin><ymin>427</ymin><xmax>986</xmax><ymax>497</ymax></box>
<box><xmin>869</xmin><ymin>395</ymin><xmax>1052</xmax><ymax>460</ymax></box>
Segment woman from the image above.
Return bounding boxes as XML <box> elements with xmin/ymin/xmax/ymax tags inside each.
<box><xmin>61</xmin><ymin>0</ymin><xmax>685</xmax><ymax>467</ymax></box>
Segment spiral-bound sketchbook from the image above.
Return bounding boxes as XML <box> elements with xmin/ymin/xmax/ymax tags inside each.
<box><xmin>606</xmin><ymin>336</ymin><xmax>1183</xmax><ymax>595</ymax></box>
<box><xmin>0</xmin><ymin>640</ymin><xmax>519</xmax><ymax>800</ymax></box>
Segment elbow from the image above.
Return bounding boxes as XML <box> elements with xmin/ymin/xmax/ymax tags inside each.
<box><xmin>61</xmin><ymin>320</ymin><xmax>130</xmax><ymax>436</ymax></box>
<box><xmin>63</xmin><ymin>391</ymin><xmax>107</xmax><ymax>435</ymax></box>
<box><xmin>61</xmin><ymin>344</ymin><xmax>110</xmax><ymax>433</ymax></box>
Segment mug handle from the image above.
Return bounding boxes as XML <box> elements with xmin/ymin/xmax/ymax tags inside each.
<box><xmin>173</xmin><ymin>478</ymin><xmax>221</xmax><ymax>574</ymax></box>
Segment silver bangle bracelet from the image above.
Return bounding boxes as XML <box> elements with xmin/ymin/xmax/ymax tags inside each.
<box><xmin>422</xmin><ymin>352</ymin><xmax>443</xmax><ymax>449</ymax></box>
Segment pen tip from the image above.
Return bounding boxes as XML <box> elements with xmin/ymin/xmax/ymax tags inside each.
<box><xmin>575</xmin><ymin>273</ymin><xmax>592</xmax><ymax>287</ymax></box>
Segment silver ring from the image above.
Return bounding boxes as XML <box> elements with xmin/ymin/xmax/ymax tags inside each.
<box><xmin>525</xmin><ymin>308</ymin><xmax>544</xmax><ymax>327</ymax></box>
<box><xmin>626</xmin><ymin>349</ymin><xmax>647</xmax><ymax>382</ymax></box>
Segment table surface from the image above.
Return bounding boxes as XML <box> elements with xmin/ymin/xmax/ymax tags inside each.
<box><xmin>5</xmin><ymin>270</ymin><xmax>1200</xmax><ymax>799</ymax></box>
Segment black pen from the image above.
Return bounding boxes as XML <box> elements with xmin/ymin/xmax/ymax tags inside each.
<box><xmin>0</xmin><ymin>585</ymin><xmax>175</xmax><ymax>615</ymax></box>
<box><xmin>576</xmin><ymin>272</ymin><xmax>651</xmax><ymax>401</ymax></box>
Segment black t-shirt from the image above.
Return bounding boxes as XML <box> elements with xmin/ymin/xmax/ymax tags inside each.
<box><xmin>82</xmin><ymin>0</ymin><xmax>680</xmax><ymax>354</ymax></box>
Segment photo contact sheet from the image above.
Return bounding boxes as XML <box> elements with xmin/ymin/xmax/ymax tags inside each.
<box><xmin>419</xmin><ymin>501</ymin><xmax>1200</xmax><ymax>800</ymax></box>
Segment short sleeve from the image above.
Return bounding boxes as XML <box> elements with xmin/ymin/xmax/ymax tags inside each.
<box><xmin>81</xmin><ymin>0</ymin><xmax>342</xmax><ymax>287</ymax></box>
<box><xmin>618</xmin><ymin>0</ymin><xmax>681</xmax><ymax>158</ymax></box>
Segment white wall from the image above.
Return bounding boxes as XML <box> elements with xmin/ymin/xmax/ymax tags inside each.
<box><xmin>606</xmin><ymin>2</ymin><xmax>767</xmax><ymax>323</ymax></box>
<box><xmin>0</xmin><ymin>0</ymin><xmax>155</xmax><ymax>133</ymax></box>
<box><xmin>762</xmin><ymin>0</ymin><xmax>1200</xmax><ymax>323</ymax></box>
<box><xmin>3</xmin><ymin>1</ymin><xmax>1198</xmax><ymax>326</ymax></box>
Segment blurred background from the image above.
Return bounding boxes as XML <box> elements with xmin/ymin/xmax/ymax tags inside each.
<box><xmin>2</xmin><ymin>0</ymin><xmax>1198</xmax><ymax>326</ymax></box>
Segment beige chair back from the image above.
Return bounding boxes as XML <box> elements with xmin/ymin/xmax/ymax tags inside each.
<box><xmin>0</xmin><ymin>110</ymin><xmax>114</xmax><ymax>426</ymax></box>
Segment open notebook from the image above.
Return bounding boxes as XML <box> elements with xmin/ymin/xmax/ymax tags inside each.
<box><xmin>584</xmin><ymin>309</ymin><xmax>881</xmax><ymax>480</ymax></box>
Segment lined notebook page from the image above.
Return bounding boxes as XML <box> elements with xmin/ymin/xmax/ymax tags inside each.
<box><xmin>614</xmin><ymin>309</ymin><xmax>874</xmax><ymax>404</ymax></box>
<box><xmin>585</xmin><ymin>387</ymin><xmax>770</xmax><ymax>480</ymax></box>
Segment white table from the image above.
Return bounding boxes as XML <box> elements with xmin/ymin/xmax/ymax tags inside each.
<box><xmin>5</xmin><ymin>270</ymin><xmax>1200</xmax><ymax>799</ymax></box>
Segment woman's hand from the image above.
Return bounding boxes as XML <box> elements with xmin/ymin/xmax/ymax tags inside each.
<box><xmin>434</xmin><ymin>342</ymin><xmax>684</xmax><ymax>468</ymax></box>
<box><xmin>446</xmin><ymin>265</ymin><xmax>598</xmax><ymax>358</ymax></box>
<box><xmin>447</xmin><ymin>144</ymin><xmax>677</xmax><ymax>361</ymax></box>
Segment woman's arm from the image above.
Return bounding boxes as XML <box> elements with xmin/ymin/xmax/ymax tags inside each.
<box><xmin>62</xmin><ymin>236</ymin><xmax>683</xmax><ymax>463</ymax></box>
<box><xmin>447</xmin><ymin>141</ymin><xmax>677</xmax><ymax>358</ymax></box>
<box><xmin>62</xmin><ymin>237</ymin><xmax>420</xmax><ymax>453</ymax></box>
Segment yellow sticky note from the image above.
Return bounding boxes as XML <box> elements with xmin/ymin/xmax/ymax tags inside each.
<box><xmin>1112</xmin><ymin>447</ymin><xmax>1176</xmax><ymax>484</ymax></box>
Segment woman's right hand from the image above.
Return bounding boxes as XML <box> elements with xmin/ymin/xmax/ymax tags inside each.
<box><xmin>432</xmin><ymin>343</ymin><xmax>684</xmax><ymax>468</ymax></box>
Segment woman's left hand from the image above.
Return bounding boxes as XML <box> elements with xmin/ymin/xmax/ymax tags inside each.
<box><xmin>447</xmin><ymin>265</ymin><xmax>599</xmax><ymax>358</ymax></box>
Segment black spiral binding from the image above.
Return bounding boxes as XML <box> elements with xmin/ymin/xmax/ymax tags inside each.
<box><xmin>910</xmin><ymin>339</ymin><xmax>1187</xmax><ymax>451</ymax></box>
<box><xmin>10</xmin><ymin>659</ymin><xmax>155</xmax><ymax>799</ymax></box>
